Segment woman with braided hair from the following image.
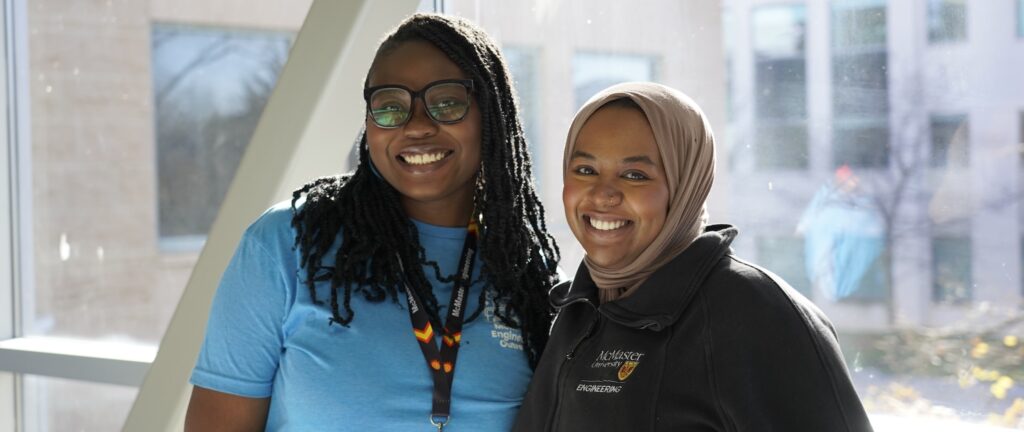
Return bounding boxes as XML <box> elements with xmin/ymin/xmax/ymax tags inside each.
<box><xmin>186</xmin><ymin>14</ymin><xmax>560</xmax><ymax>431</ymax></box>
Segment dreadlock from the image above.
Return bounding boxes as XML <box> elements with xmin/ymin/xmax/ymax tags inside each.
<box><xmin>290</xmin><ymin>13</ymin><xmax>561</xmax><ymax>368</ymax></box>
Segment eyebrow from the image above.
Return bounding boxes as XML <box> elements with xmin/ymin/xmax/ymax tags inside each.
<box><xmin>570</xmin><ymin>150</ymin><xmax>657</xmax><ymax>166</ymax></box>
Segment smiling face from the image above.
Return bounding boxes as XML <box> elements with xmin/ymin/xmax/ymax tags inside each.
<box><xmin>563</xmin><ymin>104</ymin><xmax>670</xmax><ymax>269</ymax></box>
<box><xmin>365</xmin><ymin>40</ymin><xmax>482</xmax><ymax>226</ymax></box>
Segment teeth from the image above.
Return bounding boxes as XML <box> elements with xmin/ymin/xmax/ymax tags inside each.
<box><xmin>402</xmin><ymin>152</ymin><xmax>448</xmax><ymax>165</ymax></box>
<box><xmin>589</xmin><ymin>217</ymin><xmax>627</xmax><ymax>231</ymax></box>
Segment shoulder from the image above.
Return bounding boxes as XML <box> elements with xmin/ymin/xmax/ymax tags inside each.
<box><xmin>700</xmin><ymin>254</ymin><xmax>838</xmax><ymax>342</ymax></box>
<box><xmin>240</xmin><ymin>199</ymin><xmax>301</xmax><ymax>255</ymax></box>
<box><xmin>696</xmin><ymin>257</ymin><xmax>872</xmax><ymax>431</ymax></box>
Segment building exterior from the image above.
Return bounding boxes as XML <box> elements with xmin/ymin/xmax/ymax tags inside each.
<box><xmin>720</xmin><ymin>0</ymin><xmax>1023</xmax><ymax>332</ymax></box>
<box><xmin>449</xmin><ymin>0</ymin><xmax>1024</xmax><ymax>334</ymax></box>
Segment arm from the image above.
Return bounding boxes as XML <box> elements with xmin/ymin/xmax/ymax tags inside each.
<box><xmin>706</xmin><ymin>260</ymin><xmax>873</xmax><ymax>432</ymax></box>
<box><xmin>188</xmin><ymin>207</ymin><xmax>296</xmax><ymax>430</ymax></box>
<box><xmin>185</xmin><ymin>386</ymin><xmax>270</xmax><ymax>432</ymax></box>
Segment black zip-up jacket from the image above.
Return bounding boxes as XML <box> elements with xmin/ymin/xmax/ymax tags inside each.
<box><xmin>513</xmin><ymin>225</ymin><xmax>873</xmax><ymax>432</ymax></box>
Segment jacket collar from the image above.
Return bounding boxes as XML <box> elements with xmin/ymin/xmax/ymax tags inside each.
<box><xmin>550</xmin><ymin>224</ymin><xmax>737</xmax><ymax>331</ymax></box>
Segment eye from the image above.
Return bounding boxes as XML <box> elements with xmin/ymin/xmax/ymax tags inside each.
<box><xmin>572</xmin><ymin>165</ymin><xmax>596</xmax><ymax>176</ymax></box>
<box><xmin>622</xmin><ymin>170</ymin><xmax>650</xmax><ymax>181</ymax></box>
<box><xmin>428</xmin><ymin>99</ymin><xmax>469</xmax><ymax>120</ymax></box>
<box><xmin>372</xmin><ymin>104</ymin><xmax>403</xmax><ymax>114</ymax></box>
<box><xmin>434</xmin><ymin>98</ymin><xmax>461</xmax><ymax>109</ymax></box>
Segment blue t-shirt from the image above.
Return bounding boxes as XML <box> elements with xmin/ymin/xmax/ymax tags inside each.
<box><xmin>191</xmin><ymin>201</ymin><xmax>533</xmax><ymax>431</ymax></box>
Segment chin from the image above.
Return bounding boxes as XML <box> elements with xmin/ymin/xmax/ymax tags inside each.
<box><xmin>584</xmin><ymin>250</ymin><xmax>629</xmax><ymax>269</ymax></box>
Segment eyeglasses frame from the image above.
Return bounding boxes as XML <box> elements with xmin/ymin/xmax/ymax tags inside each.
<box><xmin>363</xmin><ymin>78</ymin><xmax>476</xmax><ymax>129</ymax></box>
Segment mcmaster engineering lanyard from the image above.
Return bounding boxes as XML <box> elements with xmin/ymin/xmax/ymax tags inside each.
<box><xmin>402</xmin><ymin>219</ymin><xmax>479</xmax><ymax>431</ymax></box>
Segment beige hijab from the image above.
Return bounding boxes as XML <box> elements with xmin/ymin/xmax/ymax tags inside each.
<box><xmin>563</xmin><ymin>82</ymin><xmax>717</xmax><ymax>302</ymax></box>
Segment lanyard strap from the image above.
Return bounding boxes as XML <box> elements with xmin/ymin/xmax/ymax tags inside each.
<box><xmin>402</xmin><ymin>220</ymin><xmax>479</xmax><ymax>431</ymax></box>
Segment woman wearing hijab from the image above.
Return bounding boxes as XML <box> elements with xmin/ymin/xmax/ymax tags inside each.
<box><xmin>513</xmin><ymin>82</ymin><xmax>873</xmax><ymax>432</ymax></box>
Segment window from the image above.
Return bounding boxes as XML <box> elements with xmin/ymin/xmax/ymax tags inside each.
<box><xmin>572</xmin><ymin>52</ymin><xmax>657</xmax><ymax>110</ymax></box>
<box><xmin>831</xmin><ymin>0</ymin><xmax>889</xmax><ymax>168</ymax></box>
<box><xmin>1</xmin><ymin>0</ymin><xmax>316</xmax><ymax>428</ymax></box>
<box><xmin>504</xmin><ymin>46</ymin><xmax>542</xmax><ymax>183</ymax></box>
<box><xmin>932</xmin><ymin>236</ymin><xmax>972</xmax><ymax>303</ymax></box>
<box><xmin>927</xmin><ymin>0</ymin><xmax>967</xmax><ymax>43</ymax></box>
<box><xmin>723</xmin><ymin>8</ymin><xmax>736</xmax><ymax>123</ymax></box>
<box><xmin>1019</xmin><ymin>0</ymin><xmax>1024</xmax><ymax>38</ymax></box>
<box><xmin>832</xmin><ymin>120</ymin><xmax>889</xmax><ymax>167</ymax></box>
<box><xmin>832</xmin><ymin>1</ymin><xmax>887</xmax><ymax>48</ymax></box>
<box><xmin>756</xmin><ymin>236</ymin><xmax>812</xmax><ymax>296</ymax></box>
<box><xmin>19</xmin><ymin>22</ymin><xmax>296</xmax><ymax>344</ymax></box>
<box><xmin>5</xmin><ymin>0</ymin><xmax>1022</xmax><ymax>429</ymax></box>
<box><xmin>752</xmin><ymin>5</ymin><xmax>808</xmax><ymax>169</ymax></box>
<box><xmin>22</xmin><ymin>375</ymin><xmax>136</xmax><ymax>431</ymax></box>
<box><xmin>153</xmin><ymin>24</ymin><xmax>293</xmax><ymax>248</ymax></box>
<box><xmin>930</xmin><ymin>114</ymin><xmax>969</xmax><ymax>167</ymax></box>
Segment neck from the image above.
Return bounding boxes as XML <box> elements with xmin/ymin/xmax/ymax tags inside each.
<box><xmin>401</xmin><ymin>192</ymin><xmax>475</xmax><ymax>227</ymax></box>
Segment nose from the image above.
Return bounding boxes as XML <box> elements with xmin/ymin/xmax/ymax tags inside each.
<box><xmin>403</xmin><ymin>97</ymin><xmax>438</xmax><ymax>139</ymax></box>
<box><xmin>589</xmin><ymin>181</ymin><xmax>622</xmax><ymax>208</ymax></box>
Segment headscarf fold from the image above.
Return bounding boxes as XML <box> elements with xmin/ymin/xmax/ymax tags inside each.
<box><xmin>563</xmin><ymin>82</ymin><xmax>717</xmax><ymax>301</ymax></box>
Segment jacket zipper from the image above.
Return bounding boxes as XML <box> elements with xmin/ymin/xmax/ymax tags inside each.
<box><xmin>547</xmin><ymin>309</ymin><xmax>602</xmax><ymax>432</ymax></box>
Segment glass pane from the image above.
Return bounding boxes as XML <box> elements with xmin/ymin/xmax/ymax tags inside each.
<box><xmin>831</xmin><ymin>2</ymin><xmax>889</xmax><ymax>170</ymax></box>
<box><xmin>930</xmin><ymin>114</ymin><xmax>969</xmax><ymax>167</ymax></box>
<box><xmin>832</xmin><ymin>0</ymin><xmax>887</xmax><ymax>49</ymax></box>
<box><xmin>723</xmin><ymin>8</ymin><xmax>736</xmax><ymax>123</ymax></box>
<box><xmin>832</xmin><ymin>120</ymin><xmax>889</xmax><ymax>167</ymax></box>
<box><xmin>752</xmin><ymin>5</ymin><xmax>806</xmax><ymax>57</ymax></box>
<box><xmin>932</xmin><ymin>236</ymin><xmax>971</xmax><ymax>303</ymax></box>
<box><xmin>1020</xmin><ymin>0</ymin><xmax>1024</xmax><ymax>38</ymax></box>
<box><xmin>755</xmin><ymin>57</ymin><xmax>806</xmax><ymax>120</ymax></box>
<box><xmin>753</xmin><ymin>5</ymin><xmax>807</xmax><ymax>169</ymax></box>
<box><xmin>756</xmin><ymin>236</ymin><xmax>812</xmax><ymax>296</ymax></box>
<box><xmin>153</xmin><ymin>24</ymin><xmax>293</xmax><ymax>244</ymax></box>
<box><xmin>504</xmin><ymin>46</ymin><xmax>541</xmax><ymax>181</ymax></box>
<box><xmin>832</xmin><ymin>52</ymin><xmax>889</xmax><ymax>118</ymax></box>
<box><xmin>22</xmin><ymin>374</ymin><xmax>137</xmax><ymax>432</ymax></box>
<box><xmin>756</xmin><ymin>122</ymin><xmax>808</xmax><ymax>169</ymax></box>
<box><xmin>20</xmin><ymin>1</ymin><xmax>312</xmax><ymax>343</ymax></box>
<box><xmin>572</xmin><ymin>52</ymin><xmax>656</xmax><ymax>109</ymax></box>
<box><xmin>927</xmin><ymin>0</ymin><xmax>967</xmax><ymax>43</ymax></box>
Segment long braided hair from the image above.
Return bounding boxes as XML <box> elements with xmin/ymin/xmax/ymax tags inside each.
<box><xmin>290</xmin><ymin>14</ymin><xmax>560</xmax><ymax>367</ymax></box>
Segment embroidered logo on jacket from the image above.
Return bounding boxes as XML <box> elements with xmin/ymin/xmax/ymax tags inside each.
<box><xmin>576</xmin><ymin>349</ymin><xmax>645</xmax><ymax>393</ymax></box>
<box><xmin>576</xmin><ymin>381</ymin><xmax>623</xmax><ymax>393</ymax></box>
<box><xmin>617</xmin><ymin>361</ymin><xmax>639</xmax><ymax>381</ymax></box>
<box><xmin>590</xmin><ymin>349</ymin><xmax>644</xmax><ymax>369</ymax></box>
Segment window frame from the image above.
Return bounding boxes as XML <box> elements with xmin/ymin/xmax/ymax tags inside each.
<box><xmin>0</xmin><ymin>0</ymin><xmax>154</xmax><ymax>412</ymax></box>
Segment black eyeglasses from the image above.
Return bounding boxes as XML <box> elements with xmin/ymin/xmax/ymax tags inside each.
<box><xmin>363</xmin><ymin>79</ymin><xmax>475</xmax><ymax>129</ymax></box>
